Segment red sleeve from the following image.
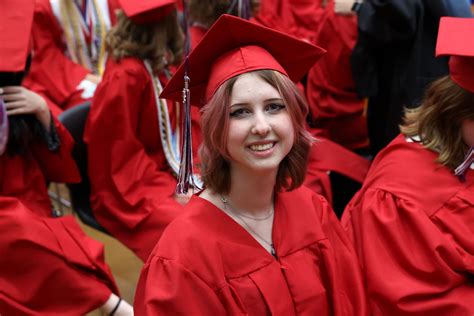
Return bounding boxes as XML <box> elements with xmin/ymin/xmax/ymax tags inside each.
<box><xmin>85</xmin><ymin>67</ymin><xmax>178</xmax><ymax>230</ymax></box>
<box><xmin>31</xmin><ymin>115</ymin><xmax>80</xmax><ymax>183</ymax></box>
<box><xmin>135</xmin><ymin>256</ymin><xmax>227</xmax><ymax>315</ymax></box>
<box><xmin>24</xmin><ymin>0</ymin><xmax>89</xmax><ymax>107</ymax></box>
<box><xmin>313</xmin><ymin>194</ymin><xmax>370</xmax><ymax>315</ymax></box>
<box><xmin>342</xmin><ymin>189</ymin><xmax>474</xmax><ymax>315</ymax></box>
<box><xmin>253</xmin><ymin>0</ymin><xmax>303</xmax><ymax>39</ymax></box>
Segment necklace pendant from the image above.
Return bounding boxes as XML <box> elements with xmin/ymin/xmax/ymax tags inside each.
<box><xmin>270</xmin><ymin>244</ymin><xmax>276</xmax><ymax>257</ymax></box>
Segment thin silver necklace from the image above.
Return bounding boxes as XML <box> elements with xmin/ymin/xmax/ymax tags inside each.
<box><xmin>220</xmin><ymin>196</ymin><xmax>274</xmax><ymax>221</ymax></box>
<box><xmin>220</xmin><ymin>196</ymin><xmax>276</xmax><ymax>257</ymax></box>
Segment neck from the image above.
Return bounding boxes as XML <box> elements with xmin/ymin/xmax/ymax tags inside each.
<box><xmin>226</xmin><ymin>167</ymin><xmax>277</xmax><ymax>216</ymax></box>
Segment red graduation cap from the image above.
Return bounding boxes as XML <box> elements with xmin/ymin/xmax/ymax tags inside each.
<box><xmin>160</xmin><ymin>14</ymin><xmax>326</xmax><ymax>106</ymax></box>
<box><xmin>436</xmin><ymin>17</ymin><xmax>474</xmax><ymax>93</ymax></box>
<box><xmin>0</xmin><ymin>0</ymin><xmax>34</xmax><ymax>72</ymax></box>
<box><xmin>119</xmin><ymin>0</ymin><xmax>177</xmax><ymax>24</ymax></box>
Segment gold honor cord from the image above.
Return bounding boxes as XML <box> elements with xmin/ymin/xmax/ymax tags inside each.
<box><xmin>54</xmin><ymin>0</ymin><xmax>108</xmax><ymax>75</ymax></box>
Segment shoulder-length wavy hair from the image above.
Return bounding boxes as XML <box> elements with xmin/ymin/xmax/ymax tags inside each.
<box><xmin>189</xmin><ymin>0</ymin><xmax>260</xmax><ymax>27</ymax></box>
<box><xmin>199</xmin><ymin>69</ymin><xmax>313</xmax><ymax>194</ymax></box>
<box><xmin>401</xmin><ymin>75</ymin><xmax>474</xmax><ymax>169</ymax></box>
<box><xmin>106</xmin><ymin>10</ymin><xmax>184</xmax><ymax>72</ymax></box>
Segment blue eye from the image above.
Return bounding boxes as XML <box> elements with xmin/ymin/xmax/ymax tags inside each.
<box><xmin>266</xmin><ymin>103</ymin><xmax>286</xmax><ymax>113</ymax></box>
<box><xmin>230</xmin><ymin>108</ymin><xmax>250</xmax><ymax>118</ymax></box>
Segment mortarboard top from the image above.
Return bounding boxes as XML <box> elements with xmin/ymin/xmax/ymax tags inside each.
<box><xmin>436</xmin><ymin>17</ymin><xmax>474</xmax><ymax>93</ymax></box>
<box><xmin>119</xmin><ymin>0</ymin><xmax>177</xmax><ymax>24</ymax></box>
<box><xmin>0</xmin><ymin>0</ymin><xmax>34</xmax><ymax>72</ymax></box>
<box><xmin>160</xmin><ymin>14</ymin><xmax>326</xmax><ymax>106</ymax></box>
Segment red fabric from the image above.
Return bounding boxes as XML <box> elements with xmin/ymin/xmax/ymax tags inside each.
<box><xmin>22</xmin><ymin>0</ymin><xmax>119</xmax><ymax>113</ymax></box>
<box><xmin>0</xmin><ymin>0</ymin><xmax>34</xmax><ymax>72</ymax></box>
<box><xmin>342</xmin><ymin>134</ymin><xmax>474</xmax><ymax>315</ymax></box>
<box><xmin>436</xmin><ymin>18</ymin><xmax>474</xmax><ymax>93</ymax></box>
<box><xmin>160</xmin><ymin>14</ymin><xmax>325</xmax><ymax>105</ymax></box>
<box><xmin>119</xmin><ymin>0</ymin><xmax>176</xmax><ymax>24</ymax></box>
<box><xmin>305</xmin><ymin>134</ymin><xmax>371</xmax><ymax>204</ymax></box>
<box><xmin>253</xmin><ymin>0</ymin><xmax>303</xmax><ymax>40</ymax></box>
<box><xmin>1</xmin><ymin>117</ymin><xmax>80</xmax><ymax>216</ymax></box>
<box><xmin>0</xmin><ymin>119</ymin><xmax>118</xmax><ymax>314</ymax></box>
<box><xmin>135</xmin><ymin>186</ymin><xmax>369</xmax><ymax>315</ymax></box>
<box><xmin>305</xmin><ymin>3</ymin><xmax>368</xmax><ymax>149</ymax></box>
<box><xmin>254</xmin><ymin>0</ymin><xmax>325</xmax><ymax>42</ymax></box>
<box><xmin>206</xmin><ymin>45</ymin><xmax>288</xmax><ymax>100</ymax></box>
<box><xmin>85</xmin><ymin>57</ymin><xmax>202</xmax><ymax>261</ymax></box>
<box><xmin>189</xmin><ymin>24</ymin><xmax>207</xmax><ymax>50</ymax></box>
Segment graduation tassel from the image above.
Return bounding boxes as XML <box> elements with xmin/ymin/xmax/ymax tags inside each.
<box><xmin>228</xmin><ymin>0</ymin><xmax>252</xmax><ymax>20</ymax></box>
<box><xmin>454</xmin><ymin>147</ymin><xmax>474</xmax><ymax>182</ymax></box>
<box><xmin>176</xmin><ymin>0</ymin><xmax>201</xmax><ymax>194</ymax></box>
<box><xmin>0</xmin><ymin>96</ymin><xmax>8</xmax><ymax>156</ymax></box>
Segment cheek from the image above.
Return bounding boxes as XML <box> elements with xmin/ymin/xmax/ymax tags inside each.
<box><xmin>226</xmin><ymin>121</ymin><xmax>247</xmax><ymax>148</ymax></box>
<box><xmin>283</xmin><ymin>117</ymin><xmax>296</xmax><ymax>145</ymax></box>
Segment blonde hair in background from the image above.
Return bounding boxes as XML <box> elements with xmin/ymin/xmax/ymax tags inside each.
<box><xmin>401</xmin><ymin>75</ymin><xmax>474</xmax><ymax>169</ymax></box>
<box><xmin>106</xmin><ymin>9</ymin><xmax>184</xmax><ymax>73</ymax></box>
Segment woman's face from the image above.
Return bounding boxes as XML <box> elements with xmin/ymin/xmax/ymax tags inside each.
<box><xmin>461</xmin><ymin>119</ymin><xmax>474</xmax><ymax>147</ymax></box>
<box><xmin>226</xmin><ymin>72</ymin><xmax>295</xmax><ymax>175</ymax></box>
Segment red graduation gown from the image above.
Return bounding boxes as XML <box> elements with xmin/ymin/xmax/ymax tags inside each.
<box><xmin>342</xmin><ymin>135</ymin><xmax>474</xmax><ymax>315</ymax></box>
<box><xmin>305</xmin><ymin>2</ymin><xmax>368</xmax><ymax>150</ymax></box>
<box><xmin>253</xmin><ymin>0</ymin><xmax>305</xmax><ymax>40</ymax></box>
<box><xmin>305</xmin><ymin>136</ymin><xmax>370</xmax><ymax>204</ymax></box>
<box><xmin>135</xmin><ymin>186</ymin><xmax>369</xmax><ymax>315</ymax></box>
<box><xmin>85</xmin><ymin>57</ymin><xmax>202</xmax><ymax>261</ymax></box>
<box><xmin>0</xmin><ymin>118</ymin><xmax>118</xmax><ymax>315</ymax></box>
<box><xmin>23</xmin><ymin>0</ymin><xmax>119</xmax><ymax>116</ymax></box>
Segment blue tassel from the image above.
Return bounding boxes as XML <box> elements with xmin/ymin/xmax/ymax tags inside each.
<box><xmin>176</xmin><ymin>0</ymin><xmax>201</xmax><ymax>194</ymax></box>
<box><xmin>0</xmin><ymin>96</ymin><xmax>8</xmax><ymax>156</ymax></box>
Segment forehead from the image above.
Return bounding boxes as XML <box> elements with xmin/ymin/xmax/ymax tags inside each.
<box><xmin>230</xmin><ymin>72</ymin><xmax>281</xmax><ymax>104</ymax></box>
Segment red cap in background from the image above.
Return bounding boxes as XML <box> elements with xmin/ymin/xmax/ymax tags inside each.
<box><xmin>119</xmin><ymin>0</ymin><xmax>177</xmax><ymax>24</ymax></box>
<box><xmin>0</xmin><ymin>0</ymin><xmax>35</xmax><ymax>72</ymax></box>
<box><xmin>436</xmin><ymin>17</ymin><xmax>474</xmax><ymax>93</ymax></box>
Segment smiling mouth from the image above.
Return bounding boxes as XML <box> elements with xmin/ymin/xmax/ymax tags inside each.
<box><xmin>249</xmin><ymin>142</ymin><xmax>275</xmax><ymax>152</ymax></box>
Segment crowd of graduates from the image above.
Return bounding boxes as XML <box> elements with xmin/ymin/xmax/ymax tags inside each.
<box><xmin>1</xmin><ymin>0</ymin><xmax>474</xmax><ymax>315</ymax></box>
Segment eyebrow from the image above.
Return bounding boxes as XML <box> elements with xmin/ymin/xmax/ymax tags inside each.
<box><xmin>230</xmin><ymin>98</ymin><xmax>285</xmax><ymax>108</ymax></box>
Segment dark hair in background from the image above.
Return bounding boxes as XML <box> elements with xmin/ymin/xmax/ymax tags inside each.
<box><xmin>0</xmin><ymin>56</ymin><xmax>45</xmax><ymax>155</ymax></box>
<box><xmin>189</xmin><ymin>0</ymin><xmax>260</xmax><ymax>27</ymax></box>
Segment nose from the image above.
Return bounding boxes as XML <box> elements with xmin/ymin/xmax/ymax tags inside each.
<box><xmin>251</xmin><ymin>111</ymin><xmax>271</xmax><ymax>135</ymax></box>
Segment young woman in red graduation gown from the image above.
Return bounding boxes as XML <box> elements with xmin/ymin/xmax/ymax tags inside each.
<box><xmin>85</xmin><ymin>0</ymin><xmax>202</xmax><ymax>261</ymax></box>
<box><xmin>135</xmin><ymin>15</ymin><xmax>368</xmax><ymax>315</ymax></box>
<box><xmin>0</xmin><ymin>3</ymin><xmax>132</xmax><ymax>313</ymax></box>
<box><xmin>342</xmin><ymin>17</ymin><xmax>474</xmax><ymax>315</ymax></box>
<box><xmin>186</xmin><ymin>0</ymin><xmax>370</xmax><ymax>215</ymax></box>
<box><xmin>22</xmin><ymin>0</ymin><xmax>120</xmax><ymax>117</ymax></box>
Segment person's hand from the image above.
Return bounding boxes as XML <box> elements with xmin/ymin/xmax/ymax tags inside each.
<box><xmin>174</xmin><ymin>190</ymin><xmax>194</xmax><ymax>206</ymax></box>
<box><xmin>0</xmin><ymin>86</ymin><xmax>51</xmax><ymax>131</ymax></box>
<box><xmin>78</xmin><ymin>74</ymin><xmax>101</xmax><ymax>99</ymax></box>
<box><xmin>334</xmin><ymin>0</ymin><xmax>357</xmax><ymax>15</ymax></box>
